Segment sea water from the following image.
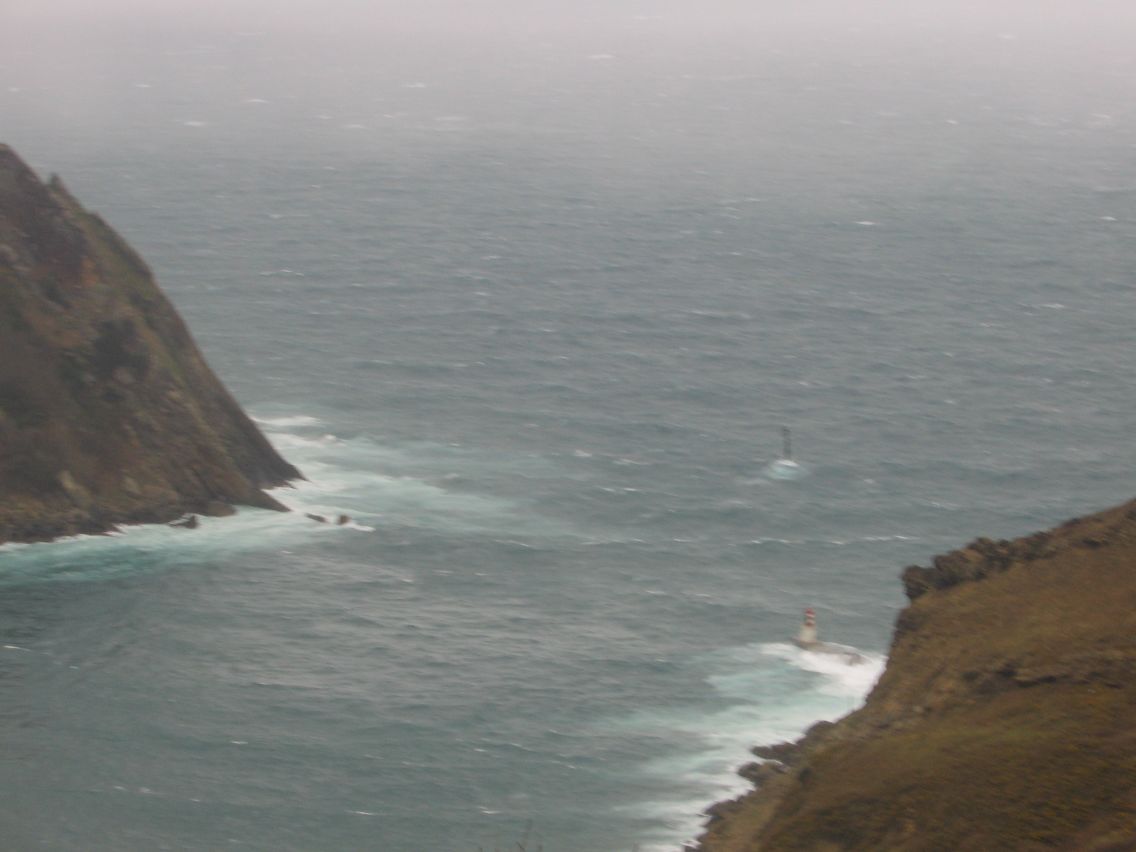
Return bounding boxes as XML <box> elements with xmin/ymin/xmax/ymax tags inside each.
<box><xmin>2</xmin><ymin>9</ymin><xmax>1135</xmax><ymax>851</ymax></box>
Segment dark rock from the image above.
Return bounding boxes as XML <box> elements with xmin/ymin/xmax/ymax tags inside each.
<box><xmin>802</xmin><ymin>720</ymin><xmax>837</xmax><ymax>741</ymax></box>
<box><xmin>751</xmin><ymin>742</ymin><xmax>800</xmax><ymax>764</ymax></box>
<box><xmin>737</xmin><ymin>761</ymin><xmax>765</xmax><ymax>783</ymax></box>
<box><xmin>901</xmin><ymin>564</ymin><xmax>934</xmax><ymax>601</ymax></box>
<box><xmin>203</xmin><ymin>501</ymin><xmax>237</xmax><ymax>517</ymax></box>
<box><xmin>1019</xmin><ymin>531</ymin><xmax>1056</xmax><ymax>560</ymax></box>
<box><xmin>337</xmin><ymin>514</ymin><xmax>351</xmax><ymax>525</ymax></box>
<box><xmin>902</xmin><ymin>535</ymin><xmax>1024</xmax><ymax>601</ymax></box>
<box><xmin>306</xmin><ymin>513</ymin><xmax>328</xmax><ymax>524</ymax></box>
<box><xmin>0</xmin><ymin>144</ymin><xmax>301</xmax><ymax>544</ymax></box>
<box><xmin>170</xmin><ymin>514</ymin><xmax>198</xmax><ymax>529</ymax></box>
<box><xmin>738</xmin><ymin>761</ymin><xmax>787</xmax><ymax>786</ymax></box>
<box><xmin>693</xmin><ymin>497</ymin><xmax>1136</xmax><ymax>852</ymax></box>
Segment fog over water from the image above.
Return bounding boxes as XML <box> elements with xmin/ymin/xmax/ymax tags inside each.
<box><xmin>7</xmin><ymin>0</ymin><xmax>1136</xmax><ymax>214</ymax></box>
<box><xmin>8</xmin><ymin>0</ymin><xmax>1136</xmax><ymax>114</ymax></box>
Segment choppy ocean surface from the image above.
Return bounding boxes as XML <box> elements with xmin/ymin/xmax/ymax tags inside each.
<box><xmin>2</xmin><ymin>11</ymin><xmax>1135</xmax><ymax>851</ymax></box>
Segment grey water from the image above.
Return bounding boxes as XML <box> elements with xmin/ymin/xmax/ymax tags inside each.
<box><xmin>2</xmin><ymin>4</ymin><xmax>1135</xmax><ymax>850</ymax></box>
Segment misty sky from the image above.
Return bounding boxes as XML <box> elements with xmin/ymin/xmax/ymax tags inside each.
<box><xmin>7</xmin><ymin>0</ymin><xmax>1135</xmax><ymax>92</ymax></box>
<box><xmin>7</xmin><ymin>0</ymin><xmax>1136</xmax><ymax>39</ymax></box>
<box><xmin>4</xmin><ymin>0</ymin><xmax>1135</xmax><ymax>177</ymax></box>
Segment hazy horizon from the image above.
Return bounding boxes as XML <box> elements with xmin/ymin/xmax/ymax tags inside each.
<box><xmin>5</xmin><ymin>0</ymin><xmax>1136</xmax><ymax>173</ymax></box>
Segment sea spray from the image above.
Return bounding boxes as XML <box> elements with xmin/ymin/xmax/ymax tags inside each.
<box><xmin>610</xmin><ymin>642</ymin><xmax>885</xmax><ymax>851</ymax></box>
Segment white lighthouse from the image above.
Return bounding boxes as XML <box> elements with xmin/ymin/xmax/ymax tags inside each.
<box><xmin>795</xmin><ymin>607</ymin><xmax>819</xmax><ymax>648</ymax></box>
<box><xmin>792</xmin><ymin>608</ymin><xmax>866</xmax><ymax>664</ymax></box>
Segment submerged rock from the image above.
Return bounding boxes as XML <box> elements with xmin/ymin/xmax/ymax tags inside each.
<box><xmin>0</xmin><ymin>144</ymin><xmax>301</xmax><ymax>544</ymax></box>
<box><xmin>305</xmin><ymin>513</ymin><xmax>352</xmax><ymax>526</ymax></box>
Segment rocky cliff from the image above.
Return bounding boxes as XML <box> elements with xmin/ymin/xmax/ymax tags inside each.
<box><xmin>695</xmin><ymin>498</ymin><xmax>1136</xmax><ymax>851</ymax></box>
<box><xmin>0</xmin><ymin>144</ymin><xmax>300</xmax><ymax>544</ymax></box>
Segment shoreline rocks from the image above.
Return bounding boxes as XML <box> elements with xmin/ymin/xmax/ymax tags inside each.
<box><xmin>0</xmin><ymin>144</ymin><xmax>301</xmax><ymax>545</ymax></box>
<box><xmin>693</xmin><ymin>497</ymin><xmax>1136</xmax><ymax>850</ymax></box>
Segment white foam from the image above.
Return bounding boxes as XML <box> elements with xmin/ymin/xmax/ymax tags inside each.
<box><xmin>269</xmin><ymin>432</ymin><xmax>342</xmax><ymax>450</ymax></box>
<box><xmin>763</xmin><ymin>458</ymin><xmax>808</xmax><ymax>481</ymax></box>
<box><xmin>257</xmin><ymin>268</ymin><xmax>306</xmax><ymax>277</ymax></box>
<box><xmin>254</xmin><ymin>414</ymin><xmax>323</xmax><ymax>428</ymax></box>
<box><xmin>620</xmin><ymin>640</ymin><xmax>884</xmax><ymax>850</ymax></box>
<box><xmin>258</xmin><ymin>420</ymin><xmax>574</xmax><ymax>539</ymax></box>
<box><xmin>0</xmin><ymin>502</ymin><xmax>329</xmax><ymax>586</ymax></box>
<box><xmin>1</xmin><ymin>415</ymin><xmax>563</xmax><ymax>583</ymax></box>
<box><xmin>762</xmin><ymin>642</ymin><xmax>886</xmax><ymax>697</ymax></box>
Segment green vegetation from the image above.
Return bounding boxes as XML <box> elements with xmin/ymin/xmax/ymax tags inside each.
<box><xmin>697</xmin><ymin>498</ymin><xmax>1136</xmax><ymax>851</ymax></box>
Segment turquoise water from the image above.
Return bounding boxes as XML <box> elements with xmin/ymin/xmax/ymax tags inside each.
<box><xmin>2</xmin><ymin>8</ymin><xmax>1135</xmax><ymax>850</ymax></box>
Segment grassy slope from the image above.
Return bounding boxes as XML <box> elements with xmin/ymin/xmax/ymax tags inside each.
<box><xmin>697</xmin><ymin>498</ymin><xmax>1136</xmax><ymax>851</ymax></box>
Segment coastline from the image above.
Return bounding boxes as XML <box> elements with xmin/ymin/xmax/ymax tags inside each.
<box><xmin>0</xmin><ymin>144</ymin><xmax>300</xmax><ymax>547</ymax></box>
<box><xmin>691</xmin><ymin>497</ymin><xmax>1136</xmax><ymax>850</ymax></box>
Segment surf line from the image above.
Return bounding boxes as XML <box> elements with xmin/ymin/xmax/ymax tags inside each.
<box><xmin>793</xmin><ymin>608</ymin><xmax>865</xmax><ymax>665</ymax></box>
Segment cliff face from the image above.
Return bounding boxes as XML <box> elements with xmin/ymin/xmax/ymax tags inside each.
<box><xmin>0</xmin><ymin>144</ymin><xmax>300</xmax><ymax>543</ymax></box>
<box><xmin>696</xmin><ymin>498</ymin><xmax>1136</xmax><ymax>851</ymax></box>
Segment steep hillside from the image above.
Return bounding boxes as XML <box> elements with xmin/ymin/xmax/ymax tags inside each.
<box><xmin>0</xmin><ymin>144</ymin><xmax>300</xmax><ymax>543</ymax></box>
<box><xmin>696</xmin><ymin>498</ymin><xmax>1136</xmax><ymax>851</ymax></box>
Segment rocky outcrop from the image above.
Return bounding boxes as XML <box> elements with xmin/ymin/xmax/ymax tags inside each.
<box><xmin>900</xmin><ymin>531</ymin><xmax>1060</xmax><ymax>601</ymax></box>
<box><xmin>695</xmin><ymin>497</ymin><xmax>1136</xmax><ymax>851</ymax></box>
<box><xmin>0</xmin><ymin>144</ymin><xmax>300</xmax><ymax>543</ymax></box>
